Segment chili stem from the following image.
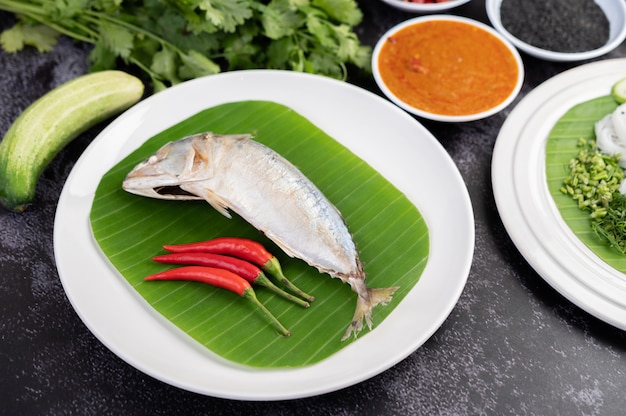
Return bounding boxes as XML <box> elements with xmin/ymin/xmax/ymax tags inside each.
<box><xmin>242</xmin><ymin>288</ymin><xmax>290</xmax><ymax>337</ymax></box>
<box><xmin>255</xmin><ymin>274</ymin><xmax>310</xmax><ymax>308</ymax></box>
<box><xmin>264</xmin><ymin>257</ymin><xmax>315</xmax><ymax>302</ymax></box>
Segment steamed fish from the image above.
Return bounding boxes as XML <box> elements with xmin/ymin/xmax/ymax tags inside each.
<box><xmin>122</xmin><ymin>132</ymin><xmax>399</xmax><ymax>340</ymax></box>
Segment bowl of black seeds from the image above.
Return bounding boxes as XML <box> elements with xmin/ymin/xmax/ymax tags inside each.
<box><xmin>486</xmin><ymin>0</ymin><xmax>626</xmax><ymax>62</ymax></box>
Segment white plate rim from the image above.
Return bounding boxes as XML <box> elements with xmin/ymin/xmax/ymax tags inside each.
<box><xmin>53</xmin><ymin>69</ymin><xmax>474</xmax><ymax>400</ymax></box>
<box><xmin>492</xmin><ymin>59</ymin><xmax>626</xmax><ymax>330</ymax></box>
<box><xmin>379</xmin><ymin>0</ymin><xmax>471</xmax><ymax>13</ymax></box>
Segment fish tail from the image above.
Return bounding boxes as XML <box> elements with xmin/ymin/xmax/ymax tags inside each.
<box><xmin>341</xmin><ymin>285</ymin><xmax>399</xmax><ymax>341</ymax></box>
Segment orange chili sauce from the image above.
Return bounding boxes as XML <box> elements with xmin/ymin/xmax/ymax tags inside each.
<box><xmin>377</xmin><ymin>20</ymin><xmax>519</xmax><ymax>116</ymax></box>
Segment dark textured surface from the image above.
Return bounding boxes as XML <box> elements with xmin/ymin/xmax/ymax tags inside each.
<box><xmin>2</xmin><ymin>2</ymin><xmax>626</xmax><ymax>415</ymax></box>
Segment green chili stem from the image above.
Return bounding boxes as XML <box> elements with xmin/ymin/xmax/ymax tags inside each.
<box><xmin>264</xmin><ymin>257</ymin><xmax>315</xmax><ymax>302</ymax></box>
<box><xmin>242</xmin><ymin>288</ymin><xmax>290</xmax><ymax>337</ymax></box>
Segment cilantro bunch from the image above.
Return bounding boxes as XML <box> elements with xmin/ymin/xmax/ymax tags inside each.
<box><xmin>0</xmin><ymin>0</ymin><xmax>371</xmax><ymax>91</ymax></box>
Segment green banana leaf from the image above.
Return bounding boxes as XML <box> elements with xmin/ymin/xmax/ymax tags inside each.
<box><xmin>545</xmin><ymin>95</ymin><xmax>626</xmax><ymax>272</ymax></box>
<box><xmin>90</xmin><ymin>100</ymin><xmax>429</xmax><ymax>368</ymax></box>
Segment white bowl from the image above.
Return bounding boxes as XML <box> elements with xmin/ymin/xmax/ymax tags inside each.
<box><xmin>486</xmin><ymin>0</ymin><xmax>626</xmax><ymax>62</ymax></box>
<box><xmin>380</xmin><ymin>0</ymin><xmax>471</xmax><ymax>13</ymax></box>
<box><xmin>372</xmin><ymin>15</ymin><xmax>524</xmax><ymax>122</ymax></box>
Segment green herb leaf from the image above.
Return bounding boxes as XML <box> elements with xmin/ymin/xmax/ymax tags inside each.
<box><xmin>260</xmin><ymin>1</ymin><xmax>303</xmax><ymax>40</ymax></box>
<box><xmin>99</xmin><ymin>20</ymin><xmax>134</xmax><ymax>59</ymax></box>
<box><xmin>192</xmin><ymin>0</ymin><xmax>254</xmax><ymax>33</ymax></box>
<box><xmin>312</xmin><ymin>0</ymin><xmax>362</xmax><ymax>25</ymax></box>
<box><xmin>87</xmin><ymin>40</ymin><xmax>117</xmax><ymax>71</ymax></box>
<box><xmin>150</xmin><ymin>47</ymin><xmax>181</xmax><ymax>85</ymax></box>
<box><xmin>178</xmin><ymin>49</ymin><xmax>220</xmax><ymax>79</ymax></box>
<box><xmin>43</xmin><ymin>0</ymin><xmax>90</xmax><ymax>19</ymax></box>
<box><xmin>0</xmin><ymin>21</ymin><xmax>60</xmax><ymax>53</ymax></box>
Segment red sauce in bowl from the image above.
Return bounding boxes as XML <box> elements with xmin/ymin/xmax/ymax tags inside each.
<box><xmin>377</xmin><ymin>19</ymin><xmax>520</xmax><ymax>117</ymax></box>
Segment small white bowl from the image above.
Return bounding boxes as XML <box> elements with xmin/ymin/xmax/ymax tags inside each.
<box><xmin>380</xmin><ymin>0</ymin><xmax>471</xmax><ymax>13</ymax></box>
<box><xmin>372</xmin><ymin>15</ymin><xmax>524</xmax><ymax>122</ymax></box>
<box><xmin>486</xmin><ymin>0</ymin><xmax>626</xmax><ymax>62</ymax></box>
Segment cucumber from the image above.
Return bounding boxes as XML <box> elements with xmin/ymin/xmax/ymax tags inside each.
<box><xmin>0</xmin><ymin>70</ymin><xmax>144</xmax><ymax>212</ymax></box>
<box><xmin>612</xmin><ymin>77</ymin><xmax>626</xmax><ymax>104</ymax></box>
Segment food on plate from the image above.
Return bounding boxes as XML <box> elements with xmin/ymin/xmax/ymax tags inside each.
<box><xmin>145</xmin><ymin>265</ymin><xmax>290</xmax><ymax>337</ymax></box>
<box><xmin>595</xmin><ymin>103</ymin><xmax>626</xmax><ymax>171</ymax></box>
<box><xmin>376</xmin><ymin>18</ymin><xmax>519</xmax><ymax>116</ymax></box>
<box><xmin>560</xmin><ymin>138</ymin><xmax>625</xmax><ymax>252</ymax></box>
<box><xmin>122</xmin><ymin>132</ymin><xmax>399</xmax><ymax>340</ymax></box>
<box><xmin>0</xmin><ymin>70</ymin><xmax>144</xmax><ymax>212</ymax></box>
<box><xmin>154</xmin><ymin>243</ymin><xmax>310</xmax><ymax>308</ymax></box>
<box><xmin>559</xmin><ymin>79</ymin><xmax>626</xmax><ymax>254</ymax></box>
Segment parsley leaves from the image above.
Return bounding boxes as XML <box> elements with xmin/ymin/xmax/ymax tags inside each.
<box><xmin>0</xmin><ymin>0</ymin><xmax>370</xmax><ymax>90</ymax></box>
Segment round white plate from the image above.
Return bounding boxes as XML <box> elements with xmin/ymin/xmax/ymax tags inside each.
<box><xmin>492</xmin><ymin>59</ymin><xmax>626</xmax><ymax>330</ymax></box>
<box><xmin>54</xmin><ymin>70</ymin><xmax>474</xmax><ymax>400</ymax></box>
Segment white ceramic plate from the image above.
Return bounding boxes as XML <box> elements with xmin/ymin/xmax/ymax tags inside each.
<box><xmin>492</xmin><ymin>59</ymin><xmax>626</xmax><ymax>330</ymax></box>
<box><xmin>54</xmin><ymin>70</ymin><xmax>474</xmax><ymax>400</ymax></box>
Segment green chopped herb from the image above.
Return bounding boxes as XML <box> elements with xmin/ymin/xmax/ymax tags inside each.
<box><xmin>561</xmin><ymin>138</ymin><xmax>626</xmax><ymax>253</ymax></box>
<box><xmin>592</xmin><ymin>193</ymin><xmax>626</xmax><ymax>254</ymax></box>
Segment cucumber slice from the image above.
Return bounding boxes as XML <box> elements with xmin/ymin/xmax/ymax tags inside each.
<box><xmin>612</xmin><ymin>77</ymin><xmax>626</xmax><ymax>104</ymax></box>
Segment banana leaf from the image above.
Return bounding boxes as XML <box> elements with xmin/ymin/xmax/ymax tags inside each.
<box><xmin>90</xmin><ymin>100</ymin><xmax>429</xmax><ymax>368</ymax></box>
<box><xmin>545</xmin><ymin>95</ymin><xmax>626</xmax><ymax>272</ymax></box>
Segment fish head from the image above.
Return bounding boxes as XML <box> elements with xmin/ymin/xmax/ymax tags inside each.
<box><xmin>122</xmin><ymin>134</ymin><xmax>214</xmax><ymax>200</ymax></box>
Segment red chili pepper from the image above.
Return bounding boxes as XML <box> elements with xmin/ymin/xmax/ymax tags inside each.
<box><xmin>152</xmin><ymin>252</ymin><xmax>310</xmax><ymax>308</ymax></box>
<box><xmin>145</xmin><ymin>266</ymin><xmax>290</xmax><ymax>337</ymax></box>
<box><xmin>162</xmin><ymin>237</ymin><xmax>315</xmax><ymax>302</ymax></box>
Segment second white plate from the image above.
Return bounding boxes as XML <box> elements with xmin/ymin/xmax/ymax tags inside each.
<box><xmin>492</xmin><ymin>59</ymin><xmax>626</xmax><ymax>330</ymax></box>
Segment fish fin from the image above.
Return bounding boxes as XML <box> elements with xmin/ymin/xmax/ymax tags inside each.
<box><xmin>180</xmin><ymin>183</ymin><xmax>232</xmax><ymax>219</ymax></box>
<box><xmin>341</xmin><ymin>285</ymin><xmax>399</xmax><ymax>341</ymax></box>
<box><xmin>203</xmin><ymin>190</ymin><xmax>232</xmax><ymax>219</ymax></box>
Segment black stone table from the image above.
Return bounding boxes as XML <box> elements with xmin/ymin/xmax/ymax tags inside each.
<box><xmin>2</xmin><ymin>2</ymin><xmax>625</xmax><ymax>414</ymax></box>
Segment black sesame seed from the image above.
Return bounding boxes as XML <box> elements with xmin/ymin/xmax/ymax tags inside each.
<box><xmin>500</xmin><ymin>0</ymin><xmax>610</xmax><ymax>53</ymax></box>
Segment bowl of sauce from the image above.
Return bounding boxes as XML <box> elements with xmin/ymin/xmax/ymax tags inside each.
<box><xmin>373</xmin><ymin>15</ymin><xmax>523</xmax><ymax>122</ymax></box>
<box><xmin>486</xmin><ymin>0</ymin><xmax>626</xmax><ymax>62</ymax></box>
<box><xmin>380</xmin><ymin>0</ymin><xmax>472</xmax><ymax>13</ymax></box>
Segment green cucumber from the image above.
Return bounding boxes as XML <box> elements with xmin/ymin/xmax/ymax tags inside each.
<box><xmin>0</xmin><ymin>70</ymin><xmax>144</xmax><ymax>212</ymax></box>
<box><xmin>612</xmin><ymin>77</ymin><xmax>626</xmax><ymax>104</ymax></box>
